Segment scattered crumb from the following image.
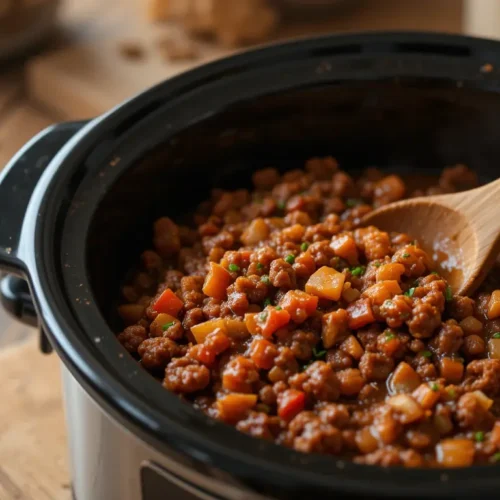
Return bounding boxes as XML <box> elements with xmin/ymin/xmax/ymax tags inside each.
<box><xmin>157</xmin><ymin>36</ymin><xmax>200</xmax><ymax>62</ymax></box>
<box><xmin>118</xmin><ymin>41</ymin><xmax>146</xmax><ymax>61</ymax></box>
<box><xmin>480</xmin><ymin>63</ymin><xmax>494</xmax><ymax>74</ymax></box>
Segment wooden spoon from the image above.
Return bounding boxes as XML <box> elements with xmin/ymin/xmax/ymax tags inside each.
<box><xmin>361</xmin><ymin>178</ymin><xmax>500</xmax><ymax>296</ymax></box>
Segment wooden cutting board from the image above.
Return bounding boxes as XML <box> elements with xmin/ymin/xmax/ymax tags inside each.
<box><xmin>27</xmin><ymin>0</ymin><xmax>464</xmax><ymax>121</ymax></box>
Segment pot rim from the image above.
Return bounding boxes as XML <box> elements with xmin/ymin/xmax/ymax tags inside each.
<box><xmin>17</xmin><ymin>31</ymin><xmax>500</xmax><ymax>496</ymax></box>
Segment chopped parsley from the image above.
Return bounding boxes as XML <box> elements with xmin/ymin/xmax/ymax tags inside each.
<box><xmin>275</xmin><ymin>305</ymin><xmax>282</xmax><ymax>311</ymax></box>
<box><xmin>263</xmin><ymin>298</ymin><xmax>272</xmax><ymax>307</ymax></box>
<box><xmin>351</xmin><ymin>266</ymin><xmax>366</xmax><ymax>277</ymax></box>
<box><xmin>385</xmin><ymin>331</ymin><xmax>396</xmax><ymax>341</ymax></box>
<box><xmin>493</xmin><ymin>332</ymin><xmax>500</xmax><ymax>339</ymax></box>
<box><xmin>285</xmin><ymin>254</ymin><xmax>295</xmax><ymax>265</ymax></box>
<box><xmin>430</xmin><ymin>382</ymin><xmax>439</xmax><ymax>392</ymax></box>
<box><xmin>346</xmin><ymin>198</ymin><xmax>362</xmax><ymax>208</ymax></box>
<box><xmin>445</xmin><ymin>286</ymin><xmax>453</xmax><ymax>302</ymax></box>
<box><xmin>277</xmin><ymin>201</ymin><xmax>286</xmax><ymax>210</ymax></box>
<box><xmin>405</xmin><ymin>287</ymin><xmax>416</xmax><ymax>297</ymax></box>
<box><xmin>491</xmin><ymin>452</ymin><xmax>500</xmax><ymax>463</ymax></box>
<box><xmin>373</xmin><ymin>262</ymin><xmax>382</xmax><ymax>267</ymax></box>
<box><xmin>261</xmin><ymin>275</ymin><xmax>271</xmax><ymax>285</ymax></box>
<box><xmin>475</xmin><ymin>431</ymin><xmax>485</xmax><ymax>443</ymax></box>
<box><xmin>447</xmin><ymin>388</ymin><xmax>456</xmax><ymax>398</ymax></box>
<box><xmin>259</xmin><ymin>311</ymin><xmax>269</xmax><ymax>322</ymax></box>
<box><xmin>162</xmin><ymin>321</ymin><xmax>175</xmax><ymax>331</ymax></box>
<box><xmin>312</xmin><ymin>346</ymin><xmax>327</xmax><ymax>359</ymax></box>
<box><xmin>431</xmin><ymin>271</ymin><xmax>440</xmax><ymax>276</ymax></box>
<box><xmin>229</xmin><ymin>263</ymin><xmax>240</xmax><ymax>272</ymax></box>
<box><xmin>402</xmin><ymin>252</ymin><xmax>411</xmax><ymax>258</ymax></box>
<box><xmin>421</xmin><ymin>350</ymin><xmax>432</xmax><ymax>358</ymax></box>
<box><xmin>256</xmin><ymin>262</ymin><xmax>264</xmax><ymax>270</ymax></box>
<box><xmin>300</xmin><ymin>242</ymin><xmax>309</xmax><ymax>252</ymax></box>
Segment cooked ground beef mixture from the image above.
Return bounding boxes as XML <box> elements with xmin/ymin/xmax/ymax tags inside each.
<box><xmin>117</xmin><ymin>158</ymin><xmax>500</xmax><ymax>468</ymax></box>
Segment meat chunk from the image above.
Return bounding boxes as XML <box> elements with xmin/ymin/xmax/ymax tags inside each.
<box><xmin>138</xmin><ymin>338</ymin><xmax>180</xmax><ymax>370</ymax></box>
<box><xmin>462</xmin><ymin>359</ymin><xmax>500</xmax><ymax>396</ymax></box>
<box><xmin>429</xmin><ymin>320</ymin><xmax>464</xmax><ymax>356</ymax></box>
<box><xmin>359</xmin><ymin>352</ymin><xmax>395</xmax><ymax>381</ymax></box>
<box><xmin>269</xmin><ymin>259</ymin><xmax>296</xmax><ymax>289</ymax></box>
<box><xmin>118</xmin><ymin>325</ymin><xmax>148</xmax><ymax>353</ymax></box>
<box><xmin>164</xmin><ymin>358</ymin><xmax>210</xmax><ymax>393</ymax></box>
<box><xmin>455</xmin><ymin>392</ymin><xmax>494</xmax><ymax>431</ymax></box>
<box><xmin>289</xmin><ymin>361</ymin><xmax>340</xmax><ymax>402</ymax></box>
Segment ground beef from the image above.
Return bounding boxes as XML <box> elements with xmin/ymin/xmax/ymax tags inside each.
<box><xmin>117</xmin><ymin>159</ymin><xmax>500</xmax><ymax>468</ymax></box>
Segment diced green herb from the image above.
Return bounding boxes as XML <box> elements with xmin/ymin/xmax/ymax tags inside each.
<box><xmin>261</xmin><ymin>275</ymin><xmax>271</xmax><ymax>285</ymax></box>
<box><xmin>275</xmin><ymin>306</ymin><xmax>282</xmax><ymax>311</ymax></box>
<box><xmin>346</xmin><ymin>198</ymin><xmax>362</xmax><ymax>208</ymax></box>
<box><xmin>493</xmin><ymin>332</ymin><xmax>500</xmax><ymax>339</ymax></box>
<box><xmin>475</xmin><ymin>431</ymin><xmax>485</xmax><ymax>443</ymax></box>
<box><xmin>421</xmin><ymin>350</ymin><xmax>432</xmax><ymax>358</ymax></box>
<box><xmin>402</xmin><ymin>252</ymin><xmax>411</xmax><ymax>258</ymax></box>
<box><xmin>430</xmin><ymin>382</ymin><xmax>439</xmax><ymax>392</ymax></box>
<box><xmin>229</xmin><ymin>264</ymin><xmax>240</xmax><ymax>272</ymax></box>
<box><xmin>256</xmin><ymin>262</ymin><xmax>264</xmax><ymax>270</ymax></box>
<box><xmin>373</xmin><ymin>262</ymin><xmax>382</xmax><ymax>268</ymax></box>
<box><xmin>445</xmin><ymin>286</ymin><xmax>453</xmax><ymax>302</ymax></box>
<box><xmin>491</xmin><ymin>452</ymin><xmax>500</xmax><ymax>463</ymax></box>
<box><xmin>351</xmin><ymin>266</ymin><xmax>366</xmax><ymax>277</ymax></box>
<box><xmin>447</xmin><ymin>388</ymin><xmax>456</xmax><ymax>398</ymax></box>
<box><xmin>431</xmin><ymin>271</ymin><xmax>440</xmax><ymax>276</ymax></box>
<box><xmin>385</xmin><ymin>332</ymin><xmax>396</xmax><ymax>341</ymax></box>
<box><xmin>259</xmin><ymin>311</ymin><xmax>269</xmax><ymax>322</ymax></box>
<box><xmin>162</xmin><ymin>321</ymin><xmax>175</xmax><ymax>331</ymax></box>
<box><xmin>301</xmin><ymin>242</ymin><xmax>309</xmax><ymax>252</ymax></box>
<box><xmin>312</xmin><ymin>346</ymin><xmax>327</xmax><ymax>359</ymax></box>
<box><xmin>263</xmin><ymin>298</ymin><xmax>272</xmax><ymax>307</ymax></box>
<box><xmin>405</xmin><ymin>287</ymin><xmax>416</xmax><ymax>297</ymax></box>
<box><xmin>285</xmin><ymin>254</ymin><xmax>295</xmax><ymax>265</ymax></box>
<box><xmin>277</xmin><ymin>201</ymin><xmax>286</xmax><ymax>210</ymax></box>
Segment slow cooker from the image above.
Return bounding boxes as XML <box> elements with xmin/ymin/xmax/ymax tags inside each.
<box><xmin>2</xmin><ymin>32</ymin><xmax>500</xmax><ymax>500</ymax></box>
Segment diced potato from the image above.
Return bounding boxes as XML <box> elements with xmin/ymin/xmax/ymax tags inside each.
<box><xmin>376</xmin><ymin>263</ymin><xmax>405</xmax><ymax>282</ymax></box>
<box><xmin>472</xmin><ymin>390</ymin><xmax>493</xmax><ymax>411</ymax></box>
<box><xmin>388</xmin><ymin>362</ymin><xmax>421</xmax><ymax>394</ymax></box>
<box><xmin>339</xmin><ymin>335</ymin><xmax>364</xmax><ymax>360</ymax></box>
<box><xmin>191</xmin><ymin>318</ymin><xmax>227</xmax><ymax>343</ymax></box>
<box><xmin>342</xmin><ymin>283</ymin><xmax>361</xmax><ymax>303</ymax></box>
<box><xmin>387</xmin><ymin>394</ymin><xmax>424</xmax><ymax>424</ymax></box>
<box><xmin>118</xmin><ymin>304</ymin><xmax>145</xmax><ymax>325</ymax></box>
<box><xmin>434</xmin><ymin>413</ymin><xmax>454</xmax><ymax>435</ymax></box>
<box><xmin>241</xmin><ymin>218</ymin><xmax>270</xmax><ymax>246</ymax></box>
<box><xmin>439</xmin><ymin>358</ymin><xmax>464</xmax><ymax>383</ymax></box>
<box><xmin>459</xmin><ymin>316</ymin><xmax>483</xmax><ymax>336</ymax></box>
<box><xmin>224</xmin><ymin>319</ymin><xmax>249</xmax><ymax>339</ymax></box>
<box><xmin>355</xmin><ymin>427</ymin><xmax>379</xmax><ymax>454</ymax></box>
<box><xmin>362</xmin><ymin>280</ymin><xmax>402</xmax><ymax>306</ymax></box>
<box><xmin>346</xmin><ymin>299</ymin><xmax>375</xmax><ymax>329</ymax></box>
<box><xmin>305</xmin><ymin>266</ymin><xmax>345</xmax><ymax>301</ymax></box>
<box><xmin>330</xmin><ymin>233</ymin><xmax>358</xmax><ymax>265</ymax></box>
<box><xmin>436</xmin><ymin>439</ymin><xmax>475</xmax><ymax>467</ymax></box>
<box><xmin>279</xmin><ymin>290</ymin><xmax>318</xmax><ymax>324</ymax></box>
<box><xmin>322</xmin><ymin>309</ymin><xmax>349</xmax><ymax>349</ymax></box>
<box><xmin>412</xmin><ymin>383</ymin><xmax>441</xmax><ymax>410</ymax></box>
<box><xmin>488</xmin><ymin>338</ymin><xmax>500</xmax><ymax>359</ymax></box>
<box><xmin>217</xmin><ymin>393</ymin><xmax>257</xmax><ymax>423</ymax></box>
<box><xmin>202</xmin><ymin>262</ymin><xmax>232</xmax><ymax>300</ymax></box>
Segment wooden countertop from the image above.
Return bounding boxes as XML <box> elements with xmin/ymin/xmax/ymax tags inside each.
<box><xmin>0</xmin><ymin>0</ymin><xmax>498</xmax><ymax>497</ymax></box>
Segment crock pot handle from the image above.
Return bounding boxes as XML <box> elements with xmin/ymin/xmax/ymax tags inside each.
<box><xmin>0</xmin><ymin>121</ymin><xmax>87</xmax><ymax>274</ymax></box>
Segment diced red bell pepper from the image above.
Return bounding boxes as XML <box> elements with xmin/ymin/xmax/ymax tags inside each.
<box><xmin>153</xmin><ymin>288</ymin><xmax>184</xmax><ymax>317</ymax></box>
<box><xmin>278</xmin><ymin>389</ymin><xmax>306</xmax><ymax>421</ymax></box>
<box><xmin>256</xmin><ymin>306</ymin><xmax>290</xmax><ymax>338</ymax></box>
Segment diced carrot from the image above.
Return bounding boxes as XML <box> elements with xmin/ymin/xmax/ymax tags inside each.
<box><xmin>439</xmin><ymin>358</ymin><xmax>464</xmax><ymax>383</ymax></box>
<box><xmin>322</xmin><ymin>309</ymin><xmax>349</xmax><ymax>349</ymax></box>
<box><xmin>245</xmin><ymin>313</ymin><xmax>260</xmax><ymax>335</ymax></box>
<box><xmin>153</xmin><ymin>288</ymin><xmax>184</xmax><ymax>316</ymax></box>
<box><xmin>189</xmin><ymin>343</ymin><xmax>217</xmax><ymax>367</ymax></box>
<box><xmin>278</xmin><ymin>389</ymin><xmax>305</xmax><ymax>421</ymax></box>
<box><xmin>256</xmin><ymin>306</ymin><xmax>291</xmax><ymax>338</ymax></box>
<box><xmin>339</xmin><ymin>335</ymin><xmax>364</xmax><ymax>360</ymax></box>
<box><xmin>376</xmin><ymin>263</ymin><xmax>405</xmax><ymax>282</ymax></box>
<box><xmin>487</xmin><ymin>290</ymin><xmax>500</xmax><ymax>320</ymax></box>
<box><xmin>362</xmin><ymin>280</ymin><xmax>402</xmax><ymax>306</ymax></box>
<box><xmin>118</xmin><ymin>304</ymin><xmax>145</xmax><ymax>325</ymax></box>
<box><xmin>330</xmin><ymin>233</ymin><xmax>358</xmax><ymax>265</ymax></box>
<box><xmin>346</xmin><ymin>299</ymin><xmax>375</xmax><ymax>329</ymax></box>
<box><xmin>150</xmin><ymin>313</ymin><xmax>180</xmax><ymax>336</ymax></box>
<box><xmin>436</xmin><ymin>439</ymin><xmax>475</xmax><ymax>467</ymax></box>
<box><xmin>388</xmin><ymin>362</ymin><xmax>421</xmax><ymax>394</ymax></box>
<box><xmin>412</xmin><ymin>383</ymin><xmax>440</xmax><ymax>410</ymax></box>
<box><xmin>224</xmin><ymin>319</ymin><xmax>249</xmax><ymax>339</ymax></box>
<box><xmin>202</xmin><ymin>262</ymin><xmax>232</xmax><ymax>300</ymax></box>
<box><xmin>279</xmin><ymin>290</ymin><xmax>318</xmax><ymax>324</ymax></box>
<box><xmin>217</xmin><ymin>394</ymin><xmax>257</xmax><ymax>423</ymax></box>
<box><xmin>191</xmin><ymin>319</ymin><xmax>227</xmax><ymax>344</ymax></box>
<box><xmin>305</xmin><ymin>266</ymin><xmax>345</xmax><ymax>301</ymax></box>
<box><xmin>387</xmin><ymin>394</ymin><xmax>424</xmax><ymax>424</ymax></box>
<box><xmin>249</xmin><ymin>338</ymin><xmax>279</xmax><ymax>369</ymax></box>
<box><xmin>241</xmin><ymin>218</ymin><xmax>270</xmax><ymax>246</ymax></box>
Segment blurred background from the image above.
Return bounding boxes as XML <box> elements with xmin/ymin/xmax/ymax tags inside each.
<box><xmin>0</xmin><ymin>0</ymin><xmax>499</xmax><ymax>498</ymax></box>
